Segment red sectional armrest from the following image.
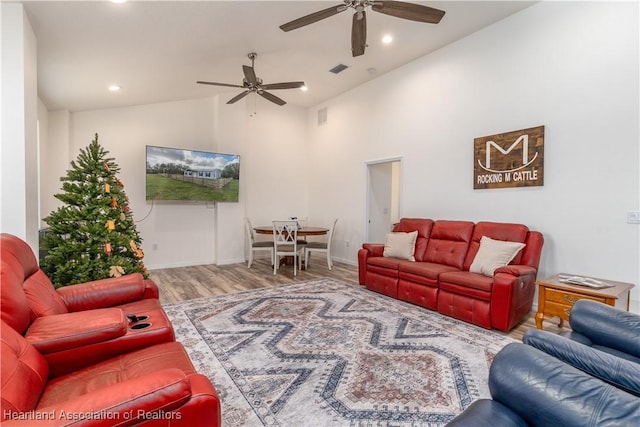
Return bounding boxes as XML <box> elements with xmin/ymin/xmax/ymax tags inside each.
<box><xmin>358</xmin><ymin>244</ymin><xmax>386</xmax><ymax>285</ymax></box>
<box><xmin>25</xmin><ymin>308</ymin><xmax>127</xmax><ymax>354</ymax></box>
<box><xmin>167</xmin><ymin>374</ymin><xmax>222</xmax><ymax>427</ymax></box>
<box><xmin>491</xmin><ymin>266</ymin><xmax>538</xmax><ymax>331</ymax></box>
<box><xmin>493</xmin><ymin>265</ymin><xmax>537</xmax><ymax>277</ymax></box>
<box><xmin>362</xmin><ymin>243</ymin><xmax>385</xmax><ymax>257</ymax></box>
<box><xmin>58</xmin><ymin>273</ymin><xmax>151</xmax><ymax>311</ymax></box>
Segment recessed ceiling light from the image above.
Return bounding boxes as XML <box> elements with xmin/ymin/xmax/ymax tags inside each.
<box><xmin>111</xmin><ymin>0</ymin><xmax>128</xmax><ymax>4</ymax></box>
<box><xmin>300</xmin><ymin>85</ymin><xmax>308</xmax><ymax>92</ymax></box>
<box><xmin>108</xmin><ymin>85</ymin><xmax>121</xmax><ymax>92</ymax></box>
<box><xmin>382</xmin><ymin>34</ymin><xmax>393</xmax><ymax>44</ymax></box>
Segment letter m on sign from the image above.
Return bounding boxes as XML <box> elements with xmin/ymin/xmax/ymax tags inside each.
<box><xmin>473</xmin><ymin>125</ymin><xmax>544</xmax><ymax>189</ymax></box>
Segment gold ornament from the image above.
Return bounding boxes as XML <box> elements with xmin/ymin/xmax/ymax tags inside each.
<box><xmin>129</xmin><ymin>240</ymin><xmax>138</xmax><ymax>252</ymax></box>
<box><xmin>120</xmin><ymin>212</ymin><xmax>126</xmax><ymax>221</ymax></box>
<box><xmin>104</xmin><ymin>242</ymin><xmax>112</xmax><ymax>255</ymax></box>
<box><xmin>135</xmin><ymin>248</ymin><xmax>144</xmax><ymax>259</ymax></box>
<box><xmin>109</xmin><ymin>265</ymin><xmax>125</xmax><ymax>277</ymax></box>
<box><xmin>106</xmin><ymin>220</ymin><xmax>115</xmax><ymax>231</ymax></box>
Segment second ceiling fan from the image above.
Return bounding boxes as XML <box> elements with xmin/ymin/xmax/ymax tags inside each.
<box><xmin>197</xmin><ymin>53</ymin><xmax>305</xmax><ymax>106</ymax></box>
<box><xmin>280</xmin><ymin>0</ymin><xmax>446</xmax><ymax>57</ymax></box>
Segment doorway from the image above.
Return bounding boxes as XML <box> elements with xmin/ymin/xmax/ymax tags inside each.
<box><xmin>366</xmin><ymin>158</ymin><xmax>402</xmax><ymax>243</ymax></box>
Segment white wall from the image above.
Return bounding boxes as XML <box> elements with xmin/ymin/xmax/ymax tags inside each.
<box><xmin>1</xmin><ymin>3</ymin><xmax>39</xmax><ymax>251</ymax></box>
<box><xmin>40</xmin><ymin>109</ymin><xmax>70</xmax><ymax>227</ymax></box>
<box><xmin>306</xmin><ymin>2</ymin><xmax>640</xmax><ymax>310</ymax></box>
<box><xmin>45</xmin><ymin>96</ymin><xmax>309</xmax><ymax>268</ymax></box>
<box><xmin>35</xmin><ymin>2</ymin><xmax>639</xmax><ymax>311</ymax></box>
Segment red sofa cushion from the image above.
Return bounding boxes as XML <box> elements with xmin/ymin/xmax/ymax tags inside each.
<box><xmin>392</xmin><ymin>218</ymin><xmax>434</xmax><ymax>262</ymax></box>
<box><xmin>39</xmin><ymin>341</ymin><xmax>196</xmax><ymax>408</ymax></box>
<box><xmin>423</xmin><ymin>220</ymin><xmax>475</xmax><ymax>269</ymax></box>
<box><xmin>463</xmin><ymin>222</ymin><xmax>530</xmax><ymax>271</ymax></box>
<box><xmin>0</xmin><ymin>259</ymin><xmax>33</xmax><ymax>335</ymax></box>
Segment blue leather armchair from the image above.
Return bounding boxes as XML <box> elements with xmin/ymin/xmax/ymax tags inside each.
<box><xmin>447</xmin><ymin>342</ymin><xmax>640</xmax><ymax>427</ymax></box>
<box><xmin>557</xmin><ymin>299</ymin><xmax>640</xmax><ymax>363</ymax></box>
<box><xmin>523</xmin><ymin>328</ymin><xmax>640</xmax><ymax>397</ymax></box>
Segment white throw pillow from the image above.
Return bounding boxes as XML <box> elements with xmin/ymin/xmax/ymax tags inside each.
<box><xmin>383</xmin><ymin>231</ymin><xmax>418</xmax><ymax>261</ymax></box>
<box><xmin>469</xmin><ymin>236</ymin><xmax>526</xmax><ymax>277</ymax></box>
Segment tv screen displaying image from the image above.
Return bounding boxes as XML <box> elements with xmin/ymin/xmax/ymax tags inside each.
<box><xmin>146</xmin><ymin>145</ymin><xmax>240</xmax><ymax>202</ymax></box>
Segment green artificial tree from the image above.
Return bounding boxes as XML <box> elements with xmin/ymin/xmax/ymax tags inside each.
<box><xmin>42</xmin><ymin>133</ymin><xmax>148</xmax><ymax>287</ymax></box>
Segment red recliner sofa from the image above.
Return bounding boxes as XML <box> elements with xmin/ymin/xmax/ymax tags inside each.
<box><xmin>358</xmin><ymin>218</ymin><xmax>544</xmax><ymax>331</ymax></box>
<box><xmin>1</xmin><ymin>319</ymin><xmax>221</xmax><ymax>426</ymax></box>
<box><xmin>1</xmin><ymin>233</ymin><xmax>221</xmax><ymax>425</ymax></box>
<box><xmin>1</xmin><ymin>233</ymin><xmax>175</xmax><ymax>376</ymax></box>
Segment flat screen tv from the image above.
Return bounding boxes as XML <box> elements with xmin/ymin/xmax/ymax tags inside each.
<box><xmin>145</xmin><ymin>145</ymin><xmax>240</xmax><ymax>202</ymax></box>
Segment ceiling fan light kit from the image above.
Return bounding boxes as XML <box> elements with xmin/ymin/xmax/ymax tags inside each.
<box><xmin>280</xmin><ymin>0</ymin><xmax>445</xmax><ymax>57</ymax></box>
<box><xmin>197</xmin><ymin>52</ymin><xmax>305</xmax><ymax>106</ymax></box>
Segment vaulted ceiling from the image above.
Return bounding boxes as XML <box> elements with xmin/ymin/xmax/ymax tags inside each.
<box><xmin>23</xmin><ymin>1</ymin><xmax>535</xmax><ymax>112</ymax></box>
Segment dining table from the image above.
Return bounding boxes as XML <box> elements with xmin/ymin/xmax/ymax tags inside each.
<box><xmin>254</xmin><ymin>225</ymin><xmax>329</xmax><ymax>270</ymax></box>
<box><xmin>253</xmin><ymin>226</ymin><xmax>329</xmax><ymax>237</ymax></box>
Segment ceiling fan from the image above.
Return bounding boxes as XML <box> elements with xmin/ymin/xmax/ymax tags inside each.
<box><xmin>280</xmin><ymin>0</ymin><xmax>446</xmax><ymax>57</ymax></box>
<box><xmin>197</xmin><ymin>53</ymin><xmax>305</xmax><ymax>106</ymax></box>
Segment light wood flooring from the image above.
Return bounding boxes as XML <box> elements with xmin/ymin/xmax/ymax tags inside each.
<box><xmin>150</xmin><ymin>258</ymin><xmax>566</xmax><ymax>342</ymax></box>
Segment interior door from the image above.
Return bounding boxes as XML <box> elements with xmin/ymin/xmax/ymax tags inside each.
<box><xmin>367</xmin><ymin>159</ymin><xmax>401</xmax><ymax>243</ymax></box>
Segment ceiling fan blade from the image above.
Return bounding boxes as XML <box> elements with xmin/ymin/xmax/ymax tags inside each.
<box><xmin>351</xmin><ymin>11</ymin><xmax>367</xmax><ymax>57</ymax></box>
<box><xmin>372</xmin><ymin>1</ymin><xmax>445</xmax><ymax>24</ymax></box>
<box><xmin>261</xmin><ymin>81</ymin><xmax>306</xmax><ymax>90</ymax></box>
<box><xmin>257</xmin><ymin>90</ymin><xmax>286</xmax><ymax>106</ymax></box>
<box><xmin>280</xmin><ymin>4</ymin><xmax>347</xmax><ymax>32</ymax></box>
<box><xmin>242</xmin><ymin>65</ymin><xmax>259</xmax><ymax>86</ymax></box>
<box><xmin>197</xmin><ymin>81</ymin><xmax>244</xmax><ymax>88</ymax></box>
<box><xmin>227</xmin><ymin>90</ymin><xmax>251</xmax><ymax>104</ymax></box>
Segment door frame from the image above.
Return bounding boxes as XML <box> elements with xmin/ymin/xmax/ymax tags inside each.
<box><xmin>364</xmin><ymin>157</ymin><xmax>403</xmax><ymax>242</ymax></box>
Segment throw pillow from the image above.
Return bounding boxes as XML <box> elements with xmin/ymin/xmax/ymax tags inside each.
<box><xmin>469</xmin><ymin>236</ymin><xmax>526</xmax><ymax>277</ymax></box>
<box><xmin>383</xmin><ymin>231</ymin><xmax>418</xmax><ymax>261</ymax></box>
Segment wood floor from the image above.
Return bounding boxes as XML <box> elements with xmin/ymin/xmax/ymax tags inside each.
<box><xmin>150</xmin><ymin>258</ymin><xmax>567</xmax><ymax>342</ymax></box>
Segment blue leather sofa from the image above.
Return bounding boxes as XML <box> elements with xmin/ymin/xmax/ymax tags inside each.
<box><xmin>448</xmin><ymin>300</ymin><xmax>640</xmax><ymax>426</ymax></box>
<box><xmin>447</xmin><ymin>342</ymin><xmax>640</xmax><ymax>426</ymax></box>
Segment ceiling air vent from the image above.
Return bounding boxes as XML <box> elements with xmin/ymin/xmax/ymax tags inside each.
<box><xmin>329</xmin><ymin>64</ymin><xmax>349</xmax><ymax>74</ymax></box>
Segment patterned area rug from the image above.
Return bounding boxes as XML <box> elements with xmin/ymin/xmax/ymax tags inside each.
<box><xmin>163</xmin><ymin>279</ymin><xmax>515</xmax><ymax>426</ymax></box>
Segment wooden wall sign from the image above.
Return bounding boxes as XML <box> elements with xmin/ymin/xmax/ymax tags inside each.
<box><xmin>474</xmin><ymin>125</ymin><xmax>544</xmax><ymax>189</ymax></box>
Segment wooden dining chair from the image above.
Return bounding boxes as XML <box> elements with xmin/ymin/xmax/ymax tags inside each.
<box><xmin>272</xmin><ymin>220</ymin><xmax>306</xmax><ymax>276</ymax></box>
<box><xmin>305</xmin><ymin>218</ymin><xmax>337</xmax><ymax>270</ymax></box>
<box><xmin>244</xmin><ymin>217</ymin><xmax>274</xmax><ymax>268</ymax></box>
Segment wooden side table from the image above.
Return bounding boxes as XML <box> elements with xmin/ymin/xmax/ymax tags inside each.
<box><xmin>535</xmin><ymin>274</ymin><xmax>635</xmax><ymax>329</ymax></box>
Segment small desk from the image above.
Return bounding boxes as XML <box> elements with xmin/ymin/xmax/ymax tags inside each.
<box><xmin>254</xmin><ymin>226</ymin><xmax>329</xmax><ymax>237</ymax></box>
<box><xmin>535</xmin><ymin>274</ymin><xmax>635</xmax><ymax>329</ymax></box>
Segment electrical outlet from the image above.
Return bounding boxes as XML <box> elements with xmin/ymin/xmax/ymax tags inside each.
<box><xmin>628</xmin><ymin>211</ymin><xmax>640</xmax><ymax>224</ymax></box>
<box><xmin>345</xmin><ymin>240</ymin><xmax>350</xmax><ymax>248</ymax></box>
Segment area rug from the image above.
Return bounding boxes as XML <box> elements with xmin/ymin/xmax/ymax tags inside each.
<box><xmin>163</xmin><ymin>279</ymin><xmax>516</xmax><ymax>426</ymax></box>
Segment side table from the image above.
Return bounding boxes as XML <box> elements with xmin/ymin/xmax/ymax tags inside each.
<box><xmin>535</xmin><ymin>273</ymin><xmax>635</xmax><ymax>329</ymax></box>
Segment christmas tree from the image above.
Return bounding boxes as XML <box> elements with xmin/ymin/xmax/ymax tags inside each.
<box><xmin>42</xmin><ymin>133</ymin><xmax>148</xmax><ymax>287</ymax></box>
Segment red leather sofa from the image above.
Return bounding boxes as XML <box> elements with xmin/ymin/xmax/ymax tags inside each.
<box><xmin>1</xmin><ymin>233</ymin><xmax>221</xmax><ymax>425</ymax></box>
<box><xmin>358</xmin><ymin>218</ymin><xmax>544</xmax><ymax>331</ymax></box>
<box><xmin>1</xmin><ymin>319</ymin><xmax>221</xmax><ymax>426</ymax></box>
<box><xmin>1</xmin><ymin>233</ymin><xmax>175</xmax><ymax>376</ymax></box>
